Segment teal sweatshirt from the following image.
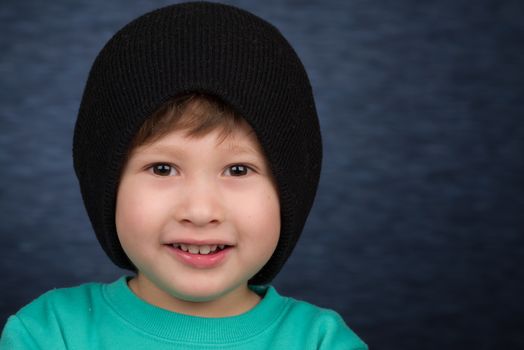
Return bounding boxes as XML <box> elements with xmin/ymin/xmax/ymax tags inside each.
<box><xmin>0</xmin><ymin>277</ymin><xmax>367</xmax><ymax>349</ymax></box>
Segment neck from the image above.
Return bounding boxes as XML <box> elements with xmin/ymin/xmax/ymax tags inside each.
<box><xmin>128</xmin><ymin>275</ymin><xmax>261</xmax><ymax>318</ymax></box>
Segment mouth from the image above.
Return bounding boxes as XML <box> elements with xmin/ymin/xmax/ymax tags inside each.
<box><xmin>165</xmin><ymin>242</ymin><xmax>233</xmax><ymax>269</ymax></box>
<box><xmin>168</xmin><ymin>243</ymin><xmax>233</xmax><ymax>255</ymax></box>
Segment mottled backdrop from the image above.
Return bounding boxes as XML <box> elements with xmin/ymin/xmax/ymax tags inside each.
<box><xmin>1</xmin><ymin>0</ymin><xmax>523</xmax><ymax>349</ymax></box>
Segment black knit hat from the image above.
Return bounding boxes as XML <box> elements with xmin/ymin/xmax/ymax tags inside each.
<box><xmin>73</xmin><ymin>1</ymin><xmax>322</xmax><ymax>285</ymax></box>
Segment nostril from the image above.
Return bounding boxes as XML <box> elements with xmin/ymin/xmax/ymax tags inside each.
<box><xmin>180</xmin><ymin>218</ymin><xmax>221</xmax><ymax>225</ymax></box>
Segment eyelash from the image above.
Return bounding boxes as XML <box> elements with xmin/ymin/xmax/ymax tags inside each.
<box><xmin>147</xmin><ymin>163</ymin><xmax>254</xmax><ymax>177</ymax></box>
<box><xmin>224</xmin><ymin>164</ymin><xmax>251</xmax><ymax>177</ymax></box>
<box><xmin>149</xmin><ymin>163</ymin><xmax>177</xmax><ymax>177</ymax></box>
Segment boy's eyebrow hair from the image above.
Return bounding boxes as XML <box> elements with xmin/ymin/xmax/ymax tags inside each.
<box><xmin>132</xmin><ymin>139</ymin><xmax>262</xmax><ymax>158</ymax></box>
<box><xmin>128</xmin><ymin>144</ymin><xmax>186</xmax><ymax>162</ymax></box>
<box><xmin>223</xmin><ymin>142</ymin><xmax>261</xmax><ymax>155</ymax></box>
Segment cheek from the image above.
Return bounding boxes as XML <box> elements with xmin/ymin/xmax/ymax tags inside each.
<box><xmin>261</xmin><ymin>191</ymin><xmax>281</xmax><ymax>239</ymax></box>
<box><xmin>115</xmin><ymin>180</ymin><xmax>162</xmax><ymax>242</ymax></box>
<box><xmin>237</xmin><ymin>185</ymin><xmax>281</xmax><ymax>249</ymax></box>
<box><xmin>265</xmin><ymin>188</ymin><xmax>282</xmax><ymax>254</ymax></box>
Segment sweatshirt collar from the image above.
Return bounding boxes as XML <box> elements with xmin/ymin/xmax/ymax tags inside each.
<box><xmin>102</xmin><ymin>276</ymin><xmax>288</xmax><ymax>344</ymax></box>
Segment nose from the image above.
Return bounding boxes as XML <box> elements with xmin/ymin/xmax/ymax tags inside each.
<box><xmin>173</xmin><ymin>178</ymin><xmax>224</xmax><ymax>227</ymax></box>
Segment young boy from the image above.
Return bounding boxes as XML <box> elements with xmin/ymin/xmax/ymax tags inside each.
<box><xmin>1</xmin><ymin>2</ymin><xmax>367</xmax><ymax>349</ymax></box>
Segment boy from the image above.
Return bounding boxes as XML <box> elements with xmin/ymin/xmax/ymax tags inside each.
<box><xmin>0</xmin><ymin>2</ymin><xmax>367</xmax><ymax>349</ymax></box>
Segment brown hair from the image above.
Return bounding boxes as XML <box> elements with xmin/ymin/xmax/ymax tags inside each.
<box><xmin>130</xmin><ymin>93</ymin><xmax>244</xmax><ymax>150</ymax></box>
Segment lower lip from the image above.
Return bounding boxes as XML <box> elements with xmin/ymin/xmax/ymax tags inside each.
<box><xmin>166</xmin><ymin>245</ymin><xmax>231</xmax><ymax>269</ymax></box>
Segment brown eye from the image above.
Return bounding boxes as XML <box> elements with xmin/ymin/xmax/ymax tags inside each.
<box><xmin>227</xmin><ymin>165</ymin><xmax>249</xmax><ymax>176</ymax></box>
<box><xmin>151</xmin><ymin>164</ymin><xmax>176</xmax><ymax>176</ymax></box>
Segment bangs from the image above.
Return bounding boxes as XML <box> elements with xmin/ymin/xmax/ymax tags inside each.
<box><xmin>130</xmin><ymin>93</ymin><xmax>243</xmax><ymax>150</ymax></box>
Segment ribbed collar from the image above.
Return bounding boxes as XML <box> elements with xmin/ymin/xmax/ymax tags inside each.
<box><xmin>102</xmin><ymin>277</ymin><xmax>289</xmax><ymax>344</ymax></box>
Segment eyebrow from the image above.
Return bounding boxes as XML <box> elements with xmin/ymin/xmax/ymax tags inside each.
<box><xmin>132</xmin><ymin>141</ymin><xmax>262</xmax><ymax>159</ymax></box>
<box><xmin>223</xmin><ymin>142</ymin><xmax>260</xmax><ymax>155</ymax></box>
<box><xmin>132</xmin><ymin>144</ymin><xmax>183</xmax><ymax>158</ymax></box>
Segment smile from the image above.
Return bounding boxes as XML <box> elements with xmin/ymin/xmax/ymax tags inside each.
<box><xmin>166</xmin><ymin>243</ymin><xmax>232</xmax><ymax>269</ymax></box>
<box><xmin>170</xmin><ymin>243</ymin><xmax>229</xmax><ymax>255</ymax></box>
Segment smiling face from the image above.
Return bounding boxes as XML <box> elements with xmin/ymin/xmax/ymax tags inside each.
<box><xmin>115</xmin><ymin>103</ymin><xmax>280</xmax><ymax>317</ymax></box>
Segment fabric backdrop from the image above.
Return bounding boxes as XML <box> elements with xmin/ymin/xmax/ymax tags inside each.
<box><xmin>1</xmin><ymin>0</ymin><xmax>523</xmax><ymax>348</ymax></box>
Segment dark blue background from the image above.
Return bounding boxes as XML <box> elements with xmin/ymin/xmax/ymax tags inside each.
<box><xmin>1</xmin><ymin>0</ymin><xmax>523</xmax><ymax>348</ymax></box>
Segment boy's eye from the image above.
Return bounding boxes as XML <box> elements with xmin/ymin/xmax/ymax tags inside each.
<box><xmin>150</xmin><ymin>163</ymin><xmax>177</xmax><ymax>176</ymax></box>
<box><xmin>226</xmin><ymin>164</ymin><xmax>249</xmax><ymax>176</ymax></box>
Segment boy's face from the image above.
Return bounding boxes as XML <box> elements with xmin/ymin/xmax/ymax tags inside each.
<box><xmin>115</xmin><ymin>119</ymin><xmax>280</xmax><ymax>315</ymax></box>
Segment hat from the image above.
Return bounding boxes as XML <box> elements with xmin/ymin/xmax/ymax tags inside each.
<box><xmin>73</xmin><ymin>1</ymin><xmax>322</xmax><ymax>284</ymax></box>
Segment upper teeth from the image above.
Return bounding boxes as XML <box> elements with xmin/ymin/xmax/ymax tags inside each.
<box><xmin>174</xmin><ymin>244</ymin><xmax>226</xmax><ymax>255</ymax></box>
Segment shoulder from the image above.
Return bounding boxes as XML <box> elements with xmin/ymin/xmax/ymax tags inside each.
<box><xmin>17</xmin><ymin>281</ymin><xmax>104</xmax><ymax>320</ymax></box>
<box><xmin>272</xmin><ymin>289</ymin><xmax>368</xmax><ymax>350</ymax></box>
<box><xmin>1</xmin><ymin>281</ymin><xmax>108</xmax><ymax>349</ymax></box>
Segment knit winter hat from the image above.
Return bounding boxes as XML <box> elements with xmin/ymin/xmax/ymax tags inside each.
<box><xmin>73</xmin><ymin>1</ymin><xmax>322</xmax><ymax>285</ymax></box>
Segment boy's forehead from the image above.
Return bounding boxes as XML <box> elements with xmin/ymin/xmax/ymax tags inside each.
<box><xmin>134</xmin><ymin>122</ymin><xmax>263</xmax><ymax>156</ymax></box>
